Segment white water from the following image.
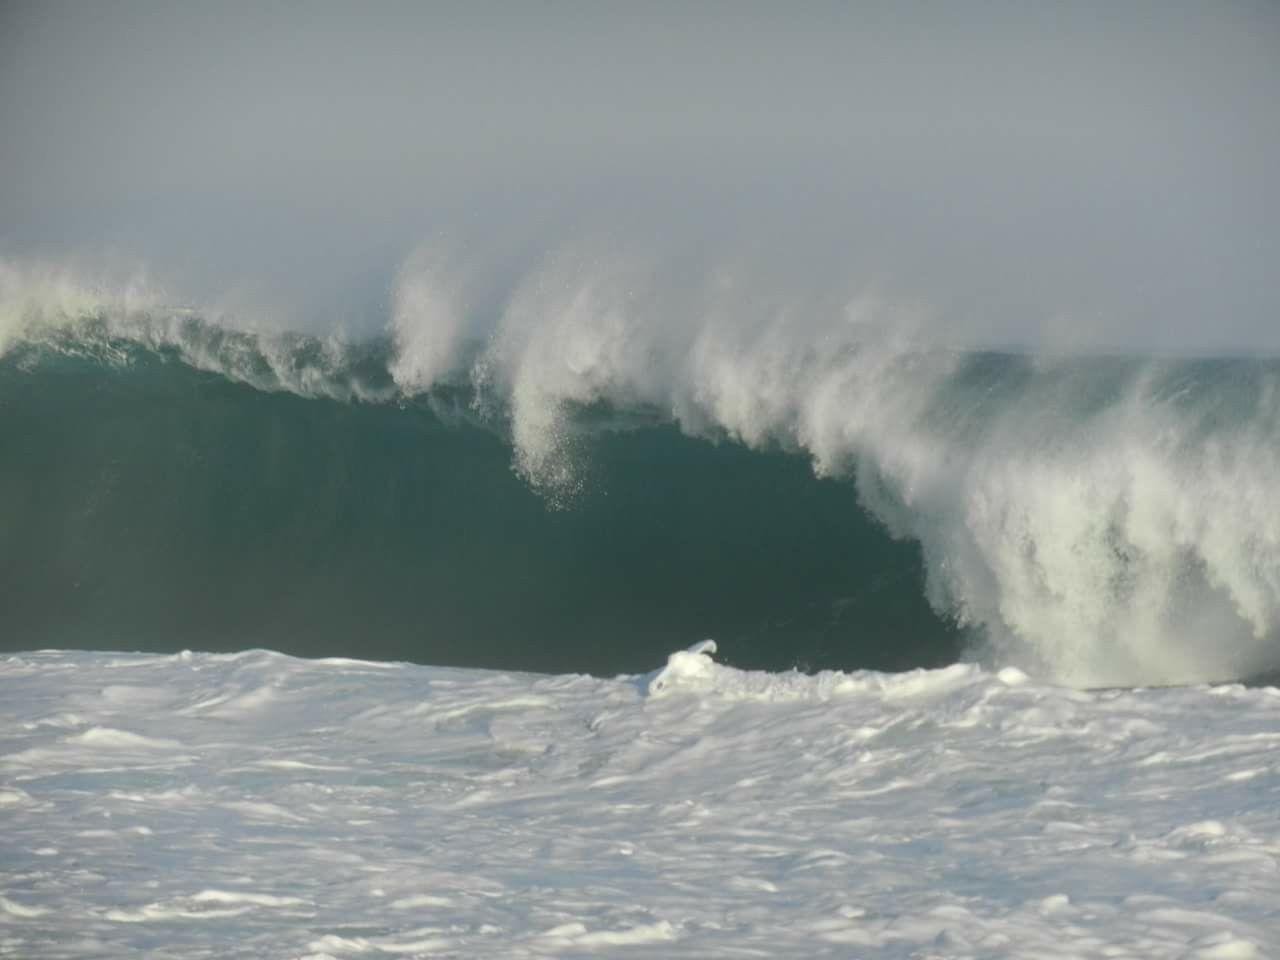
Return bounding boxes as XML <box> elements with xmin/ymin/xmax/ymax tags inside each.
<box><xmin>1</xmin><ymin>645</ymin><xmax>1277</xmax><ymax>958</ymax></box>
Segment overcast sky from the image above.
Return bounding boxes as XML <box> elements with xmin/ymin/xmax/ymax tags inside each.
<box><xmin>1</xmin><ymin>1</ymin><xmax>1277</xmax><ymax>348</ymax></box>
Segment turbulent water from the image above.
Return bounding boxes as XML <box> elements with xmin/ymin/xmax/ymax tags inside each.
<box><xmin>3</xmin><ymin>260</ymin><xmax>1280</xmax><ymax>687</ymax></box>
<box><xmin>2</xmin><ymin>645</ymin><xmax>1278</xmax><ymax>959</ymax></box>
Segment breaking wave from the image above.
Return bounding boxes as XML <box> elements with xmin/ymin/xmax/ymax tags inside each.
<box><xmin>3</xmin><ymin>255</ymin><xmax>1279</xmax><ymax>686</ymax></box>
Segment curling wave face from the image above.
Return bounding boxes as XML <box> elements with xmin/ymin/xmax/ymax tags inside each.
<box><xmin>3</xmin><ymin>256</ymin><xmax>1279</xmax><ymax>686</ymax></box>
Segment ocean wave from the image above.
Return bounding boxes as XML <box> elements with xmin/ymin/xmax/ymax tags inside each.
<box><xmin>3</xmin><ymin>255</ymin><xmax>1279</xmax><ymax>685</ymax></box>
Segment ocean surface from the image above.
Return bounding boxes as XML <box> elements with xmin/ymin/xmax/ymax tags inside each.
<box><xmin>3</xmin><ymin>269</ymin><xmax>1279</xmax><ymax>958</ymax></box>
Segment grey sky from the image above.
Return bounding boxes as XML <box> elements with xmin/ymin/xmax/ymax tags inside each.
<box><xmin>2</xmin><ymin>1</ymin><xmax>1277</xmax><ymax>348</ymax></box>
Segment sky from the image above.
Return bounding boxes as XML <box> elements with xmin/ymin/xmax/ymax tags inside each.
<box><xmin>1</xmin><ymin>1</ymin><xmax>1277</xmax><ymax>349</ymax></box>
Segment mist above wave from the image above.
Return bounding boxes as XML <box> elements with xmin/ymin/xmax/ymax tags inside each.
<box><xmin>3</xmin><ymin>253</ymin><xmax>1279</xmax><ymax>687</ymax></box>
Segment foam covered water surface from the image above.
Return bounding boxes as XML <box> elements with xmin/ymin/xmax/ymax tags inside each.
<box><xmin>2</xmin><ymin>647</ymin><xmax>1277</xmax><ymax>958</ymax></box>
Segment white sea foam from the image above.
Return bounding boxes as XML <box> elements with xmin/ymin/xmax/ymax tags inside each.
<box><xmin>0</xmin><ymin>647</ymin><xmax>1276</xmax><ymax>957</ymax></box>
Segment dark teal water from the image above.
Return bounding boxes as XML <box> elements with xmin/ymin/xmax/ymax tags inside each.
<box><xmin>0</xmin><ymin>344</ymin><xmax>960</xmax><ymax>675</ymax></box>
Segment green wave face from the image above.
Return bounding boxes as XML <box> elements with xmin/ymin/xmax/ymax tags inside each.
<box><xmin>0</xmin><ymin>344</ymin><xmax>957</xmax><ymax>676</ymax></box>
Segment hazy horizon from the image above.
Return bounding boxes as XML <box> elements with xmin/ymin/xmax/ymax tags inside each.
<box><xmin>2</xmin><ymin>1</ymin><xmax>1277</xmax><ymax>351</ymax></box>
